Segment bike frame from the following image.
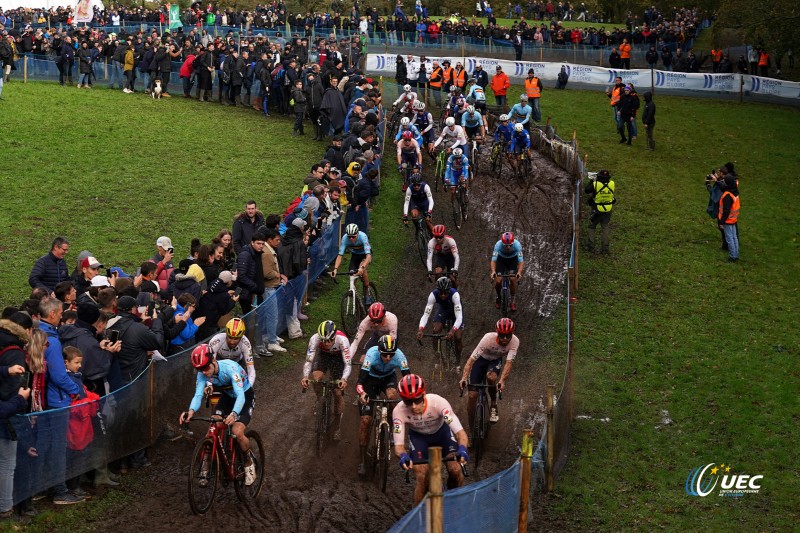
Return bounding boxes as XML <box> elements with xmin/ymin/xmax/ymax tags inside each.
<box><xmin>192</xmin><ymin>417</ymin><xmax>238</xmax><ymax>482</ymax></box>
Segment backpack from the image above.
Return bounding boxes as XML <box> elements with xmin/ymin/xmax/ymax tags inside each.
<box><xmin>191</xmin><ymin>52</ymin><xmax>204</xmax><ymax>72</ymax></box>
<box><xmin>271</xmin><ymin>65</ymin><xmax>285</xmax><ymax>89</ymax></box>
<box><xmin>67</xmin><ymin>389</ymin><xmax>100</xmax><ymax>451</ymax></box>
<box><xmin>283</xmin><ymin>196</ymin><xmax>302</xmax><ymax>218</ymax></box>
<box><xmin>343</xmin><ymin>144</ymin><xmax>363</xmax><ymax>167</ymax></box>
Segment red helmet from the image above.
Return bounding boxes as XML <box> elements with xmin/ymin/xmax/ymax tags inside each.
<box><xmin>401</xmin><ymin>130</ymin><xmax>414</xmax><ymax>140</ymax></box>
<box><xmin>191</xmin><ymin>344</ymin><xmax>212</xmax><ymax>369</ymax></box>
<box><xmin>501</xmin><ymin>232</ymin><xmax>515</xmax><ymax>245</ymax></box>
<box><xmin>432</xmin><ymin>224</ymin><xmax>446</xmax><ymax>238</ymax></box>
<box><xmin>368</xmin><ymin>302</ymin><xmax>386</xmax><ymax>321</ymax></box>
<box><xmin>496</xmin><ymin>318</ymin><xmax>515</xmax><ymax>335</ymax></box>
<box><xmin>398</xmin><ymin>374</ymin><xmax>426</xmax><ymax>400</ymax></box>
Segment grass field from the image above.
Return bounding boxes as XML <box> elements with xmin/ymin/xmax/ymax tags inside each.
<box><xmin>3</xmin><ymin>80</ymin><xmax>798</xmax><ymax>530</ymax></box>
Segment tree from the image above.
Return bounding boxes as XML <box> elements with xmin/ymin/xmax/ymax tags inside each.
<box><xmin>716</xmin><ymin>0</ymin><xmax>800</xmax><ymax>58</ymax></box>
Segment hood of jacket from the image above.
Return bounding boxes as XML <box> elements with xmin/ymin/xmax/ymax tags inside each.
<box><xmin>0</xmin><ymin>319</ymin><xmax>30</xmax><ymax>348</ymax></box>
<box><xmin>643</xmin><ymin>91</ymin><xmax>652</xmax><ymax>103</ymax></box>
<box><xmin>58</xmin><ymin>320</ymin><xmax>97</xmax><ymax>345</ymax></box>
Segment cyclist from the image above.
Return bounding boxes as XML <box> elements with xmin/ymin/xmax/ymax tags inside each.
<box><xmin>350</xmin><ymin>302</ymin><xmax>399</xmax><ymax>363</ymax></box>
<box><xmin>490</xmin><ymin>231</ymin><xmax>524</xmax><ymax>312</ymax></box>
<box><xmin>459</xmin><ymin>318</ymin><xmax>519</xmax><ymax>427</ymax></box>
<box><xmin>331</xmin><ymin>223</ymin><xmax>373</xmax><ymax>305</ymax></box>
<box><xmin>416</xmin><ymin>276</ymin><xmax>464</xmax><ymax>364</ymax></box>
<box><xmin>403</xmin><ymin>173</ymin><xmax>435</xmax><ymax>235</ymax></box>
<box><xmin>207</xmin><ymin>317</ymin><xmax>256</xmax><ymax>386</ymax></box>
<box><xmin>300</xmin><ymin>320</ymin><xmax>352</xmax><ymax>442</ymax></box>
<box><xmin>396</xmin><ymin>131</ymin><xmax>422</xmax><ymax>188</ymax></box>
<box><xmin>446</xmin><ymin>85</ymin><xmax>467</xmax><ymax>122</ymax></box>
<box><xmin>411</xmin><ymin>101</ymin><xmax>436</xmax><ymax>155</ymax></box>
<box><xmin>179</xmin><ymin>344</ymin><xmax>257</xmax><ymax>486</ymax></box>
<box><xmin>507</xmin><ymin>122</ymin><xmax>532</xmax><ymax>171</ymax></box>
<box><xmin>393</xmin><ymin>374</ymin><xmax>469</xmax><ymax>505</ymax></box>
<box><xmin>394</xmin><ymin>116</ymin><xmax>423</xmax><ymax>146</ymax></box>
<box><xmin>494</xmin><ymin>113</ymin><xmax>514</xmax><ymax>146</ymax></box>
<box><xmin>433</xmin><ymin>116</ymin><xmax>468</xmax><ymax>154</ymax></box>
<box><xmin>392</xmin><ymin>83</ymin><xmax>418</xmax><ymax>114</ymax></box>
<box><xmin>445</xmin><ymin>147</ymin><xmax>471</xmax><ymax>200</ymax></box>
<box><xmin>465</xmin><ymin>77</ymin><xmax>487</xmax><ymax>113</ymax></box>
<box><xmin>460</xmin><ymin>105</ymin><xmax>487</xmax><ymax>149</ymax></box>
<box><xmin>509</xmin><ymin>94</ymin><xmax>532</xmax><ymax>133</ymax></box>
<box><xmin>427</xmin><ymin>224</ymin><xmax>460</xmax><ymax>285</ymax></box>
<box><xmin>355</xmin><ymin>334</ymin><xmax>410</xmax><ymax>476</ymax></box>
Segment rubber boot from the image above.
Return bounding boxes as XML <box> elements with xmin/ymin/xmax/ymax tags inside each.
<box><xmin>252</xmin><ymin>96</ymin><xmax>261</xmax><ymax>111</ymax></box>
<box><xmin>198</xmin><ymin>89</ymin><xmax>205</xmax><ymax>102</ymax></box>
<box><xmin>242</xmin><ymin>93</ymin><xmax>250</xmax><ymax>106</ymax></box>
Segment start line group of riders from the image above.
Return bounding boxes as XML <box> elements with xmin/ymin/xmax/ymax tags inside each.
<box><xmin>179</xmin><ymin>79</ymin><xmax>531</xmax><ymax>506</ymax></box>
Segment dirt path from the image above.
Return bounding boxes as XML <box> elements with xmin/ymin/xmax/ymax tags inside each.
<box><xmin>92</xmin><ymin>148</ymin><xmax>574</xmax><ymax>532</ymax></box>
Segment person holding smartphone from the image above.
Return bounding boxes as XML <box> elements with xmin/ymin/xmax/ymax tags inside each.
<box><xmin>0</xmin><ymin>363</ymin><xmax>31</xmax><ymax>519</ymax></box>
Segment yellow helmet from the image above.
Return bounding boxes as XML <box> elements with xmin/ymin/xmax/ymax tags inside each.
<box><xmin>225</xmin><ymin>317</ymin><xmax>246</xmax><ymax>339</ymax></box>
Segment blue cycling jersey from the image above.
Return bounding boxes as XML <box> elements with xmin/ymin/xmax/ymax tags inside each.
<box><xmin>492</xmin><ymin>240</ymin><xmax>524</xmax><ymax>261</ymax></box>
<box><xmin>494</xmin><ymin>123</ymin><xmax>514</xmax><ymax>142</ymax></box>
<box><xmin>509</xmin><ymin>130</ymin><xmax>531</xmax><ymax>151</ymax></box>
<box><xmin>395</xmin><ymin>124</ymin><xmax>423</xmax><ymax>145</ymax></box>
<box><xmin>466</xmin><ymin>86</ymin><xmax>486</xmax><ymax>102</ymax></box>
<box><xmin>189</xmin><ymin>359</ymin><xmax>251</xmax><ymax>414</ymax></box>
<box><xmin>412</xmin><ymin>111</ymin><xmax>432</xmax><ymax>132</ymax></box>
<box><xmin>447</xmin><ymin>154</ymin><xmax>470</xmax><ymax>171</ymax></box>
<box><xmin>361</xmin><ymin>346</ymin><xmax>410</xmax><ymax>378</ymax></box>
<box><xmin>509</xmin><ymin>103</ymin><xmax>532</xmax><ymax>124</ymax></box>
<box><xmin>461</xmin><ymin>111</ymin><xmax>484</xmax><ymax>128</ymax></box>
<box><xmin>339</xmin><ymin>231</ymin><xmax>372</xmax><ymax>256</ymax></box>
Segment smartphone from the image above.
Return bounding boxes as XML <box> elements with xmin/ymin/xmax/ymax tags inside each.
<box><xmin>168</xmin><ymin>247</ymin><xmax>174</xmax><ymax>254</ymax></box>
<box><xmin>147</xmin><ymin>301</ymin><xmax>156</xmax><ymax>317</ymax></box>
<box><xmin>135</xmin><ymin>266</ymin><xmax>142</xmax><ymax>277</ymax></box>
<box><xmin>108</xmin><ymin>330</ymin><xmax>120</xmax><ymax>343</ymax></box>
<box><xmin>233</xmin><ymin>287</ymin><xmax>242</xmax><ymax>297</ymax></box>
<box><xmin>20</xmin><ymin>371</ymin><xmax>32</xmax><ymax>390</ymax></box>
<box><xmin>106</xmin><ymin>268</ymin><xmax>113</xmax><ymax>278</ymax></box>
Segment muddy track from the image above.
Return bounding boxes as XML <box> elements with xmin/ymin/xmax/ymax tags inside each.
<box><xmin>92</xmin><ymin>148</ymin><xmax>574</xmax><ymax>532</ymax></box>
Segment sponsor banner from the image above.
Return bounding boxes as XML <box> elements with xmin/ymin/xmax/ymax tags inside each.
<box><xmin>366</xmin><ymin>55</ymin><xmax>800</xmax><ymax>100</ymax></box>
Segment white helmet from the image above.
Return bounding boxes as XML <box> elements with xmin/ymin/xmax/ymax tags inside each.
<box><xmin>413</xmin><ymin>100</ymin><xmax>425</xmax><ymax>111</ymax></box>
<box><xmin>467</xmin><ymin>105</ymin><xmax>475</xmax><ymax>114</ymax></box>
<box><xmin>514</xmin><ymin>123</ymin><xmax>524</xmax><ymax>132</ymax></box>
<box><xmin>453</xmin><ymin>147</ymin><xmax>463</xmax><ymax>157</ymax></box>
<box><xmin>403</xmin><ymin>84</ymin><xmax>412</xmax><ymax>93</ymax></box>
<box><xmin>520</xmin><ymin>94</ymin><xmax>529</xmax><ymax>102</ymax></box>
<box><xmin>445</xmin><ymin>117</ymin><xmax>455</xmax><ymax>127</ymax></box>
<box><xmin>400</xmin><ymin>117</ymin><xmax>411</xmax><ymax>127</ymax></box>
<box><xmin>345</xmin><ymin>223</ymin><xmax>360</xmax><ymax>236</ymax></box>
<box><xmin>499</xmin><ymin>114</ymin><xmax>509</xmax><ymax>121</ymax></box>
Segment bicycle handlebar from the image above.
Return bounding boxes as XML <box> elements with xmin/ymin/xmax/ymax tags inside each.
<box><xmin>459</xmin><ymin>382</ymin><xmax>503</xmax><ymax>401</ymax></box>
<box><xmin>301</xmin><ymin>378</ymin><xmax>344</xmax><ymax>393</ymax></box>
<box><xmin>404</xmin><ymin>457</ymin><xmax>469</xmax><ymax>483</ymax></box>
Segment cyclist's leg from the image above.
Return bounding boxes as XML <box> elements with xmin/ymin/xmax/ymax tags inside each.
<box><xmin>485</xmin><ymin>359</ymin><xmax>502</xmax><ymax>403</ymax></box>
<box><xmin>453</xmin><ymin>327</ymin><xmax>464</xmax><ymax>363</ymax></box>
<box><xmin>466</xmin><ymin>358</ymin><xmax>488</xmax><ymax>430</ymax></box>
<box><xmin>431</xmin><ymin>320</ymin><xmax>443</xmax><ymax>351</ymax></box>
<box><xmin>408</xmin><ymin>430</ymin><xmax>431</xmax><ymax>505</ymax></box>
<box><xmin>311</xmin><ymin>369</ymin><xmax>325</xmax><ymax>396</ymax></box>
<box><xmin>358</xmin><ymin>378</ymin><xmax>379</xmax><ymax>466</ymax></box>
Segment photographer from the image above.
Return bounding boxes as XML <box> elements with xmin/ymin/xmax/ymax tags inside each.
<box><xmin>584</xmin><ymin>170</ymin><xmax>616</xmax><ymax>254</ymax></box>
<box><xmin>705</xmin><ymin>163</ymin><xmax>738</xmax><ymax>253</ymax></box>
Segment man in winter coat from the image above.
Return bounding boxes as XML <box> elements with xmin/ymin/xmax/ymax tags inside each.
<box><xmin>29</xmin><ymin>237</ymin><xmax>70</xmax><ymax>294</ymax></box>
<box><xmin>305</xmin><ymin>71</ymin><xmax>325</xmax><ymax>139</ymax></box>
<box><xmin>59</xmin><ymin>303</ymin><xmax>121</xmax><ymax>395</ymax></box>
<box><xmin>106</xmin><ymin>296</ymin><xmax>164</xmax><ymax>385</ymax></box>
<box><xmin>320</xmin><ymin>76</ymin><xmax>348</xmax><ymax>138</ymax></box>
<box><xmin>235</xmin><ymin>233</ymin><xmax>266</xmax><ymax>315</ymax></box>
<box><xmin>641</xmin><ymin>91</ymin><xmax>656</xmax><ymax>150</ymax></box>
<box><xmin>232</xmin><ymin>201</ymin><xmax>266</xmax><ymax>253</ymax></box>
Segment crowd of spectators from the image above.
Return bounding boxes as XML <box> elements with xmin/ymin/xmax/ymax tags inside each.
<box><xmin>0</xmin><ymin>49</ymin><xmax>386</xmax><ymax>520</ymax></box>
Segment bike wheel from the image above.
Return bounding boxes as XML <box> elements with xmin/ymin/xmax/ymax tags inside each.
<box><xmin>188</xmin><ymin>437</ymin><xmax>219</xmax><ymax>515</ymax></box>
<box><xmin>471</xmin><ymin>146</ymin><xmax>480</xmax><ymax>179</ymax></box>
<box><xmin>234</xmin><ymin>430</ymin><xmax>266</xmax><ymax>501</ymax></box>
<box><xmin>500</xmin><ymin>285</ymin><xmax>510</xmax><ymax>318</ymax></box>
<box><xmin>416</xmin><ymin>226</ymin><xmax>428</xmax><ymax>267</ymax></box>
<box><xmin>366</xmin><ymin>282</ymin><xmax>379</xmax><ymax>305</ymax></box>
<box><xmin>340</xmin><ymin>291</ymin><xmax>360</xmax><ymax>337</ymax></box>
<box><xmin>315</xmin><ymin>395</ymin><xmax>329</xmax><ymax>457</ymax></box>
<box><xmin>376</xmin><ymin>425</ymin><xmax>391</xmax><ymax>493</ymax></box>
<box><xmin>451</xmin><ymin>194</ymin><xmax>463</xmax><ymax>230</ymax></box>
<box><xmin>490</xmin><ymin>145</ymin><xmax>502</xmax><ymax>175</ymax></box>
<box><xmin>460</xmin><ymin>186</ymin><xmax>469</xmax><ymax>222</ymax></box>
<box><xmin>446</xmin><ymin>336</ymin><xmax>459</xmax><ymax>372</ymax></box>
<box><xmin>521</xmin><ymin>156</ymin><xmax>531</xmax><ymax>180</ymax></box>
<box><xmin>473</xmin><ymin>401</ymin><xmax>485</xmax><ymax>470</ymax></box>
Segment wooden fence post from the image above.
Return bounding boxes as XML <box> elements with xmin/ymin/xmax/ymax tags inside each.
<box><xmin>23</xmin><ymin>56</ymin><xmax>28</xmax><ymax>83</ymax></box>
<box><xmin>545</xmin><ymin>384</ymin><xmax>555</xmax><ymax>492</ymax></box>
<box><xmin>518</xmin><ymin>430</ymin><xmax>534</xmax><ymax>531</ymax></box>
<box><xmin>428</xmin><ymin>446</ymin><xmax>443</xmax><ymax>533</ymax></box>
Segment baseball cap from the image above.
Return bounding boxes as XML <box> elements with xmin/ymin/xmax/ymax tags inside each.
<box><xmin>109</xmin><ymin>267</ymin><xmax>130</xmax><ymax>278</ymax></box>
<box><xmin>91</xmin><ymin>275</ymin><xmax>111</xmax><ymax>287</ymax></box>
<box><xmin>81</xmin><ymin>256</ymin><xmax>103</xmax><ymax>269</ymax></box>
<box><xmin>156</xmin><ymin>236</ymin><xmax>173</xmax><ymax>249</ymax></box>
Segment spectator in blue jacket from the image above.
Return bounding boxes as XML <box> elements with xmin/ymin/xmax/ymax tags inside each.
<box><xmin>168</xmin><ymin>294</ymin><xmax>206</xmax><ymax>354</ymax></box>
<box><xmin>28</xmin><ymin>236</ymin><xmax>71</xmax><ymax>294</ymax></box>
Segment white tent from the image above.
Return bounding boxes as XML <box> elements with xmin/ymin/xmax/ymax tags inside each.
<box><xmin>0</xmin><ymin>0</ymin><xmax>105</xmax><ymax>12</ymax></box>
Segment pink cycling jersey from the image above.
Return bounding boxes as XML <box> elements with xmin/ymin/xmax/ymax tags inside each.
<box><xmin>392</xmin><ymin>393</ymin><xmax>464</xmax><ymax>445</ymax></box>
<box><xmin>468</xmin><ymin>333</ymin><xmax>519</xmax><ymax>362</ymax></box>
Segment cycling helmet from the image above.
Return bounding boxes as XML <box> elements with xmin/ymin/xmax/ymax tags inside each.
<box><xmin>514</xmin><ymin>123</ymin><xmax>524</xmax><ymax>132</ymax></box>
<box><xmin>398</xmin><ymin>374</ymin><xmax>426</xmax><ymax>400</ymax></box>
<box><xmin>403</xmin><ymin>84</ymin><xmax>412</xmax><ymax>93</ymax></box>
<box><xmin>467</xmin><ymin>105</ymin><xmax>476</xmax><ymax>114</ymax></box>
<box><xmin>409</xmin><ymin>173</ymin><xmax>422</xmax><ymax>185</ymax></box>
<box><xmin>317</xmin><ymin>320</ymin><xmax>337</xmax><ymax>341</ymax></box>
<box><xmin>377</xmin><ymin>334</ymin><xmax>397</xmax><ymax>354</ymax></box>
<box><xmin>401</xmin><ymin>130</ymin><xmax>414</xmax><ymax>140</ymax></box>
<box><xmin>400</xmin><ymin>117</ymin><xmax>411</xmax><ymax>127</ymax></box>
<box><xmin>445</xmin><ymin>117</ymin><xmax>455</xmax><ymax>127</ymax></box>
<box><xmin>190</xmin><ymin>344</ymin><xmax>212</xmax><ymax>369</ymax></box>
<box><xmin>436</xmin><ymin>276</ymin><xmax>452</xmax><ymax>292</ymax></box>
<box><xmin>496</xmin><ymin>317</ymin><xmax>515</xmax><ymax>335</ymax></box>
<box><xmin>501</xmin><ymin>231</ymin><xmax>515</xmax><ymax>245</ymax></box>
<box><xmin>520</xmin><ymin>94</ymin><xmax>529</xmax><ymax>101</ymax></box>
<box><xmin>432</xmin><ymin>224</ymin><xmax>446</xmax><ymax>238</ymax></box>
<box><xmin>368</xmin><ymin>302</ymin><xmax>386</xmax><ymax>321</ymax></box>
<box><xmin>468</xmin><ymin>77</ymin><xmax>477</xmax><ymax>84</ymax></box>
<box><xmin>225</xmin><ymin>317</ymin><xmax>246</xmax><ymax>338</ymax></box>
<box><xmin>413</xmin><ymin>101</ymin><xmax>425</xmax><ymax>111</ymax></box>
<box><xmin>346</xmin><ymin>223</ymin><xmax>360</xmax><ymax>237</ymax></box>
<box><xmin>453</xmin><ymin>147</ymin><xmax>463</xmax><ymax>157</ymax></box>
<box><xmin>449</xmin><ymin>86</ymin><xmax>458</xmax><ymax>93</ymax></box>
<box><xmin>499</xmin><ymin>114</ymin><xmax>509</xmax><ymax>121</ymax></box>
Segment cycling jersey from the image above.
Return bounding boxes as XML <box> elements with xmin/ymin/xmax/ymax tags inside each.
<box><xmin>411</xmin><ymin>111</ymin><xmax>434</xmax><ymax>134</ymax></box>
<box><xmin>392</xmin><ymin>393</ymin><xmax>464</xmax><ymax>442</ymax></box>
<box><xmin>466</xmin><ymin>85</ymin><xmax>487</xmax><ymax>102</ymax></box>
<box><xmin>445</xmin><ymin>153</ymin><xmax>470</xmax><ymax>186</ymax></box>
<box><xmin>434</xmin><ymin>125</ymin><xmax>468</xmax><ymax>150</ymax></box>
<box><xmin>404</xmin><ymin>182</ymin><xmax>434</xmax><ymax>216</ymax></box>
<box><xmin>395</xmin><ymin>124</ymin><xmax>423</xmax><ymax>146</ymax></box>
<box><xmin>189</xmin><ymin>358</ymin><xmax>252</xmax><ymax>415</ymax></box>
<box><xmin>419</xmin><ymin>288</ymin><xmax>463</xmax><ymax>330</ymax></box>
<box><xmin>449</xmin><ymin>95</ymin><xmax>466</xmax><ymax>116</ymax></box>
<box><xmin>339</xmin><ymin>231</ymin><xmax>372</xmax><ymax>256</ymax></box>
<box><xmin>494</xmin><ymin>123</ymin><xmax>514</xmax><ymax>143</ymax></box>
<box><xmin>461</xmin><ymin>111</ymin><xmax>484</xmax><ymax>129</ymax></box>
<box><xmin>392</xmin><ymin>92</ymin><xmax>418</xmax><ymax>112</ymax></box>
<box><xmin>350</xmin><ymin>312</ymin><xmax>399</xmax><ymax>355</ymax></box>
<box><xmin>469</xmin><ymin>332</ymin><xmax>520</xmax><ymax>362</ymax></box>
<box><xmin>303</xmin><ymin>331</ymin><xmax>353</xmax><ymax>381</ymax></box>
<box><xmin>426</xmin><ymin>236</ymin><xmax>460</xmax><ymax>272</ymax></box>
<box><xmin>492</xmin><ymin>240</ymin><xmax>524</xmax><ymax>261</ymax></box>
<box><xmin>509</xmin><ymin>103</ymin><xmax>532</xmax><ymax>125</ymax></box>
<box><xmin>359</xmin><ymin>346</ymin><xmax>409</xmax><ymax>379</ymax></box>
<box><xmin>208</xmin><ymin>332</ymin><xmax>255</xmax><ymax>386</ymax></box>
<box><xmin>509</xmin><ymin>130</ymin><xmax>531</xmax><ymax>153</ymax></box>
<box><xmin>397</xmin><ymin>138</ymin><xmax>422</xmax><ymax>168</ymax></box>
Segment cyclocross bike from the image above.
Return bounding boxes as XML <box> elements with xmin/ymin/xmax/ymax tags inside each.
<box><xmin>365</xmin><ymin>397</ymin><xmax>400</xmax><ymax>493</ymax></box>
<box><xmin>490</xmin><ymin>140</ymin><xmax>508</xmax><ymax>176</ymax></box>
<box><xmin>185</xmin><ymin>394</ymin><xmax>265</xmax><ymax>515</ymax></box>
<box><xmin>406</xmin><ymin>216</ymin><xmax>432</xmax><ymax>268</ymax></box>
<box><xmin>433</xmin><ymin>147</ymin><xmax>448</xmax><ymax>192</ymax></box>
<box><xmin>496</xmin><ymin>272</ymin><xmax>516</xmax><ymax>318</ymax></box>
<box><xmin>468</xmin><ymin>136</ymin><xmax>482</xmax><ymax>179</ymax></box>
<box><xmin>449</xmin><ymin>176</ymin><xmax>469</xmax><ymax>230</ymax></box>
<box><xmin>303</xmin><ymin>378</ymin><xmax>342</xmax><ymax>457</ymax></box>
<box><xmin>460</xmin><ymin>381</ymin><xmax>502</xmax><ymax>470</ymax></box>
<box><xmin>511</xmin><ymin>149</ymin><xmax>532</xmax><ymax>180</ymax></box>
<box><xmin>332</xmin><ymin>270</ymin><xmax>379</xmax><ymax>337</ymax></box>
<box><xmin>420</xmin><ymin>322</ymin><xmax>459</xmax><ymax>383</ymax></box>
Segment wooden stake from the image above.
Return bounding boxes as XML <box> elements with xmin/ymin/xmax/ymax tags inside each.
<box><xmin>518</xmin><ymin>430</ymin><xmax>534</xmax><ymax>531</ymax></box>
<box><xmin>428</xmin><ymin>446</ymin><xmax>443</xmax><ymax>533</ymax></box>
<box><xmin>545</xmin><ymin>384</ymin><xmax>555</xmax><ymax>492</ymax></box>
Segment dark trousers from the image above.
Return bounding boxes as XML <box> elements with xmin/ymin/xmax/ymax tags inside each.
<box><xmin>294</xmin><ymin>111</ymin><xmax>305</xmax><ymax>131</ymax></box>
<box><xmin>230</xmin><ymin>84</ymin><xmax>242</xmax><ymax>104</ymax></box>
<box><xmin>125</xmin><ymin>69</ymin><xmax>136</xmax><ymax>91</ymax></box>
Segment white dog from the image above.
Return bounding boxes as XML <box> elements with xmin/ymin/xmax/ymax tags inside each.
<box><xmin>152</xmin><ymin>79</ymin><xmax>163</xmax><ymax>99</ymax></box>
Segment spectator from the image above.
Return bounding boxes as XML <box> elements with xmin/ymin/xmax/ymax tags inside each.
<box><xmin>305</xmin><ymin>71</ymin><xmax>325</xmax><ymax>140</ymax></box>
<box><xmin>642</xmin><ymin>91</ymin><xmax>656</xmax><ymax>151</ymax></box>
<box><xmin>556</xmin><ymin>66</ymin><xmax>569</xmax><ymax>89</ymax></box>
<box><xmin>232</xmin><ymin>200</ymin><xmax>266</xmax><ymax>254</ymax></box>
<box><xmin>54</xmin><ymin>281</ymin><xmax>77</xmax><ymax>311</ymax></box>
<box><xmin>150</xmin><ymin>236</ymin><xmax>175</xmax><ymax>291</ymax></box>
<box><xmin>260</xmin><ymin>228</ymin><xmax>287</xmax><ymax>354</ymax></box>
<box><xmin>291</xmin><ymin>79</ymin><xmax>307</xmax><ymax>136</ymax></box>
<box><xmin>619</xmin><ymin>39</ymin><xmax>632</xmax><ymax>69</ymax></box>
<box><xmin>168</xmin><ymin>294</ymin><xmax>205</xmax><ymax>354</ymax></box>
<box><xmin>59</xmin><ymin>302</ymin><xmax>120</xmax><ymax>396</ymax></box>
<box><xmin>106</xmin><ymin>295</ymin><xmax>164</xmax><ymax>385</ymax></box>
<box><xmin>645</xmin><ymin>46</ymin><xmax>659</xmax><ymax>68</ymax></box>
<box><xmin>490</xmin><ymin>65</ymin><xmax>510</xmax><ymax>107</ymax></box>
<box><xmin>235</xmin><ymin>232</ymin><xmax>267</xmax><ymax>316</ymax></box>
<box><xmin>72</xmin><ymin>255</ymin><xmax>103</xmax><ymax>299</ymax></box>
<box><xmin>320</xmin><ymin>76</ymin><xmax>348</xmax><ymax>137</ymax></box>
<box><xmin>324</xmin><ymin>135</ymin><xmax>346</xmax><ymax>172</ymax></box>
<box><xmin>277</xmin><ymin>224</ymin><xmax>308</xmax><ymax>339</ymax></box>
<box><xmin>395</xmin><ymin>54</ymin><xmax>407</xmax><ymax>85</ymax></box>
<box><xmin>616</xmin><ymin>85</ymin><xmax>638</xmax><ymax>145</ymax></box>
<box><xmin>0</xmin><ymin>362</ymin><xmax>29</xmax><ymax>520</ymax></box>
<box><xmin>214</xmin><ymin>229</ymin><xmax>236</xmax><ymax>271</ymax></box>
<box><xmin>660</xmin><ymin>47</ymin><xmax>673</xmax><ymax>71</ymax></box>
<box><xmin>76</xmin><ymin>40</ymin><xmax>93</xmax><ymax>89</ymax></box>
<box><xmin>608</xmin><ymin>47</ymin><xmax>621</xmax><ymax>69</ymax></box>
<box><xmin>718</xmin><ymin>174</ymin><xmax>740</xmax><ymax>263</ymax></box>
<box><xmin>29</xmin><ymin>236</ymin><xmax>70</xmax><ymax>294</ymax></box>
<box><xmin>584</xmin><ymin>170</ymin><xmax>616</xmax><ymax>254</ymax></box>
<box><xmin>173</xmin><ymin>261</ymin><xmax>204</xmax><ymax>302</ymax></box>
<box><xmin>195</xmin><ymin>270</ymin><xmax>237</xmax><ymax>341</ymax></box>
<box><xmin>196</xmin><ymin>244</ymin><xmax>222</xmax><ymax>286</ymax></box>
<box><xmin>472</xmin><ymin>64</ymin><xmax>489</xmax><ymax>90</ymax></box>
